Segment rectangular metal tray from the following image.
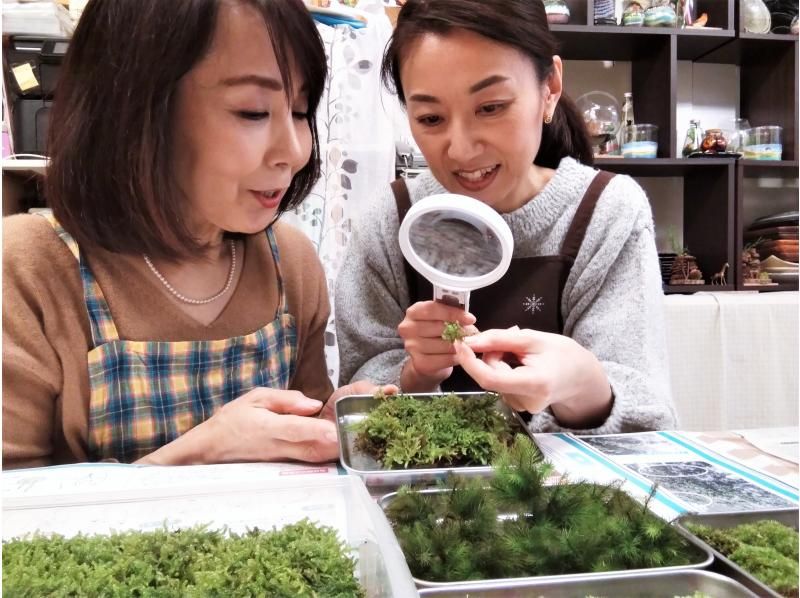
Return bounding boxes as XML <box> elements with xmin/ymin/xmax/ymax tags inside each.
<box><xmin>675</xmin><ymin>507</ymin><xmax>799</xmax><ymax>598</ymax></box>
<box><xmin>380</xmin><ymin>487</ymin><xmax>713</xmax><ymax>589</ymax></box>
<box><xmin>417</xmin><ymin>570</ymin><xmax>756</xmax><ymax>596</ymax></box>
<box><xmin>336</xmin><ymin>391</ymin><xmax>531</xmax><ymax>489</ymax></box>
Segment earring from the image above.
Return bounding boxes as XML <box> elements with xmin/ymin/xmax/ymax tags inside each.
<box><xmin>544</xmin><ymin>113</ymin><xmax>553</xmax><ymax>125</ymax></box>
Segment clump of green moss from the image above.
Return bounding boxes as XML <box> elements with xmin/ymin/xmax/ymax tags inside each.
<box><xmin>441</xmin><ymin>321</ymin><xmax>467</xmax><ymax>343</ymax></box>
<box><xmin>687</xmin><ymin>519</ymin><xmax>799</xmax><ymax>597</ymax></box>
<box><xmin>385</xmin><ymin>436</ymin><xmax>699</xmax><ymax>582</ymax></box>
<box><xmin>352</xmin><ymin>392</ymin><xmax>515</xmax><ymax>468</ymax></box>
<box><xmin>3</xmin><ymin>519</ymin><xmax>364</xmax><ymax>598</ymax></box>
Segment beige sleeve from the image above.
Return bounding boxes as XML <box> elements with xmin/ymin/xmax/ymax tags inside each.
<box><xmin>2</xmin><ymin>216</ymin><xmax>70</xmax><ymax>468</ymax></box>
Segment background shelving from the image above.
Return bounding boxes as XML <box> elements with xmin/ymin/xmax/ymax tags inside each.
<box><xmin>555</xmin><ymin>0</ymin><xmax>798</xmax><ymax>293</ymax></box>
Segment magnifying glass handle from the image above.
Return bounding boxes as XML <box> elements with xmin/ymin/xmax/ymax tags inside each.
<box><xmin>433</xmin><ymin>285</ymin><xmax>470</xmax><ymax>312</ymax></box>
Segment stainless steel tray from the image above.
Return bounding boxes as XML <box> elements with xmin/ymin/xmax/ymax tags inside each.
<box><xmin>336</xmin><ymin>392</ymin><xmax>530</xmax><ymax>489</ymax></box>
<box><xmin>417</xmin><ymin>569</ymin><xmax>756</xmax><ymax>596</ymax></box>
<box><xmin>675</xmin><ymin>508</ymin><xmax>799</xmax><ymax>598</ymax></box>
<box><xmin>379</xmin><ymin>488</ymin><xmax>713</xmax><ymax>589</ymax></box>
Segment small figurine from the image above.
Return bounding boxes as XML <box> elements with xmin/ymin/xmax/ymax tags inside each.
<box><xmin>711</xmin><ymin>262</ymin><xmax>729</xmax><ymax>285</ymax></box>
<box><xmin>742</xmin><ymin>244</ymin><xmax>773</xmax><ymax>285</ymax></box>
<box><xmin>669</xmin><ymin>252</ymin><xmax>705</xmax><ymax>285</ymax></box>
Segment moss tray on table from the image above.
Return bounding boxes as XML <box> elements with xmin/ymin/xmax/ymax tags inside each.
<box><xmin>686</xmin><ymin>519</ymin><xmax>799</xmax><ymax>598</ymax></box>
<box><xmin>350</xmin><ymin>391</ymin><xmax>519</xmax><ymax>469</ymax></box>
<box><xmin>384</xmin><ymin>436</ymin><xmax>704</xmax><ymax>583</ymax></box>
<box><xmin>2</xmin><ymin>519</ymin><xmax>364</xmax><ymax>597</ymax></box>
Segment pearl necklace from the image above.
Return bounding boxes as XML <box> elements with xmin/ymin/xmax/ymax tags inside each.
<box><xmin>143</xmin><ymin>240</ymin><xmax>237</xmax><ymax>305</ymax></box>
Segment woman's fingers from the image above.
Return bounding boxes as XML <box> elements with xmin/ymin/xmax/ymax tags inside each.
<box><xmin>455</xmin><ymin>340</ymin><xmax>549</xmax><ymax>412</ymax></box>
<box><xmin>462</xmin><ymin>327</ymin><xmax>546</xmax><ymax>354</ymax></box>
<box><xmin>269</xmin><ymin>414</ymin><xmax>338</xmax><ymax>444</ymax></box>
<box><xmin>244</xmin><ymin>388</ymin><xmax>323</xmax><ymax>415</ymax></box>
<box><xmin>482</xmin><ymin>350</ymin><xmax>512</xmax><ymax>371</ymax></box>
<box><xmin>405</xmin><ymin>300</ymin><xmax>476</xmax><ymax>325</ymax></box>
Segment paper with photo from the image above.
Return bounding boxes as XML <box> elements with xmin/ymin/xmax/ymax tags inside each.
<box><xmin>534</xmin><ymin>431</ymin><xmax>798</xmax><ymax>519</ymax></box>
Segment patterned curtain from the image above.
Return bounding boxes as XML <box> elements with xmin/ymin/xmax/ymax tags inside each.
<box><xmin>284</xmin><ymin>7</ymin><xmax>398</xmax><ymax>384</ymax></box>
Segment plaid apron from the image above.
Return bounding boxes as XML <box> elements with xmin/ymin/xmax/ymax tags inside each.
<box><xmin>42</xmin><ymin>212</ymin><xmax>298</xmax><ymax>462</ymax></box>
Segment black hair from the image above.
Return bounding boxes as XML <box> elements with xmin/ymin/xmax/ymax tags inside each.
<box><xmin>381</xmin><ymin>0</ymin><xmax>593</xmax><ymax>169</ymax></box>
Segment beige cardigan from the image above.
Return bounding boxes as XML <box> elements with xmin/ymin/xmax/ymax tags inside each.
<box><xmin>3</xmin><ymin>214</ymin><xmax>333</xmax><ymax>469</ymax></box>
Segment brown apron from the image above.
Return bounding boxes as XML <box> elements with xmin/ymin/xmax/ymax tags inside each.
<box><xmin>392</xmin><ymin>171</ymin><xmax>614</xmax><ymax>392</ymax></box>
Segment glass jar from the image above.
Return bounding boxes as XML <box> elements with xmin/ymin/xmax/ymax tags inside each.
<box><xmin>700</xmin><ymin>128</ymin><xmax>728</xmax><ymax>154</ymax></box>
<box><xmin>727</xmin><ymin>118</ymin><xmax>751</xmax><ymax>154</ymax></box>
<box><xmin>682</xmin><ymin>119</ymin><xmax>703</xmax><ymax>157</ymax></box>
<box><xmin>741</xmin><ymin>0</ymin><xmax>771</xmax><ymax>33</ymax></box>
<box><xmin>544</xmin><ymin>0</ymin><xmax>571</xmax><ymax>24</ymax></box>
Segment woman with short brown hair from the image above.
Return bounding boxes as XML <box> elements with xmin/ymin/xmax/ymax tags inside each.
<box><xmin>3</xmin><ymin>0</ymin><xmax>373</xmax><ymax>469</ymax></box>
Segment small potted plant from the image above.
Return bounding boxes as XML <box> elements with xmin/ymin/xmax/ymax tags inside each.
<box><xmin>668</xmin><ymin>229</ymin><xmax>705</xmax><ymax>285</ymax></box>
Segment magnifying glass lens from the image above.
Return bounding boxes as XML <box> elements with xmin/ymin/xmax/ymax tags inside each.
<box><xmin>408</xmin><ymin>209</ymin><xmax>503</xmax><ymax>277</ymax></box>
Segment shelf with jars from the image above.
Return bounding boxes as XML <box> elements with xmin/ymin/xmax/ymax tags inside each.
<box><xmin>551</xmin><ymin>0</ymin><xmax>797</xmax><ymax>293</ymax></box>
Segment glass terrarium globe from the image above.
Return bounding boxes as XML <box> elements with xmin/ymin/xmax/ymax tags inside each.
<box><xmin>576</xmin><ymin>91</ymin><xmax>621</xmax><ymax>153</ymax></box>
<box><xmin>741</xmin><ymin>0</ymin><xmax>771</xmax><ymax>33</ymax></box>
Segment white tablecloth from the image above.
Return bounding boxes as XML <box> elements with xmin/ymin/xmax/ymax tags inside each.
<box><xmin>663</xmin><ymin>291</ymin><xmax>798</xmax><ymax>431</ymax></box>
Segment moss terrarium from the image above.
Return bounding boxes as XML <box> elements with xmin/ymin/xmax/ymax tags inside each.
<box><xmin>2</xmin><ymin>520</ymin><xmax>364</xmax><ymax>597</ymax></box>
<box><xmin>686</xmin><ymin>519</ymin><xmax>799</xmax><ymax>597</ymax></box>
<box><xmin>350</xmin><ymin>391</ymin><xmax>517</xmax><ymax>469</ymax></box>
<box><xmin>385</xmin><ymin>437</ymin><xmax>703</xmax><ymax>583</ymax></box>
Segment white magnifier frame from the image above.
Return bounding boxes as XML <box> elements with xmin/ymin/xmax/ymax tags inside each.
<box><xmin>398</xmin><ymin>193</ymin><xmax>514</xmax><ymax>312</ymax></box>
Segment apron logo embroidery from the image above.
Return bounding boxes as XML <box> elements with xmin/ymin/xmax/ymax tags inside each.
<box><xmin>523</xmin><ymin>295</ymin><xmax>544</xmax><ymax>314</ymax></box>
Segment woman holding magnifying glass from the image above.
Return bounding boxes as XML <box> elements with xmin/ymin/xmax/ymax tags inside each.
<box><xmin>335</xmin><ymin>0</ymin><xmax>676</xmax><ymax>433</ymax></box>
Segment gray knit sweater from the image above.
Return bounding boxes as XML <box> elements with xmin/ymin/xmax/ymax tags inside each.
<box><xmin>335</xmin><ymin>157</ymin><xmax>677</xmax><ymax>434</ymax></box>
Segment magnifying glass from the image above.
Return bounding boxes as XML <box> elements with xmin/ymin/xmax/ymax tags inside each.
<box><xmin>398</xmin><ymin>193</ymin><xmax>514</xmax><ymax>312</ymax></box>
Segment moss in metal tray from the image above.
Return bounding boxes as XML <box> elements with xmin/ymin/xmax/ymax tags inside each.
<box><xmin>686</xmin><ymin>519</ymin><xmax>799</xmax><ymax>597</ymax></box>
<box><xmin>2</xmin><ymin>519</ymin><xmax>364</xmax><ymax>597</ymax></box>
<box><xmin>385</xmin><ymin>437</ymin><xmax>700</xmax><ymax>582</ymax></box>
<box><xmin>351</xmin><ymin>392</ymin><xmax>516</xmax><ymax>469</ymax></box>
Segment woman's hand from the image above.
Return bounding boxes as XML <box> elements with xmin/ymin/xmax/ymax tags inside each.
<box><xmin>398</xmin><ymin>300</ymin><xmax>477</xmax><ymax>391</ymax></box>
<box><xmin>319</xmin><ymin>380</ymin><xmax>399</xmax><ymax>422</ymax></box>
<box><xmin>136</xmin><ymin>388</ymin><xmax>339</xmax><ymax>465</ymax></box>
<box><xmin>454</xmin><ymin>327</ymin><xmax>613</xmax><ymax>429</ymax></box>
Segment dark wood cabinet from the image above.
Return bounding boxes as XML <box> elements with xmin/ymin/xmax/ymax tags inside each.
<box><xmin>553</xmin><ymin>0</ymin><xmax>798</xmax><ymax>293</ymax></box>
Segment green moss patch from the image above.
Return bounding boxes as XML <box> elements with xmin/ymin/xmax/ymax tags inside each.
<box><xmin>687</xmin><ymin>519</ymin><xmax>799</xmax><ymax>597</ymax></box>
<box><xmin>352</xmin><ymin>392</ymin><xmax>516</xmax><ymax>468</ymax></box>
<box><xmin>441</xmin><ymin>321</ymin><xmax>467</xmax><ymax>343</ymax></box>
<box><xmin>3</xmin><ymin>519</ymin><xmax>364</xmax><ymax>597</ymax></box>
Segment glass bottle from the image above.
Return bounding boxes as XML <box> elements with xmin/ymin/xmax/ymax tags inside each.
<box><xmin>617</xmin><ymin>92</ymin><xmax>635</xmax><ymax>151</ymax></box>
<box><xmin>728</xmin><ymin>118</ymin><xmax>751</xmax><ymax>154</ymax></box>
<box><xmin>621</xmin><ymin>92</ymin><xmax>635</xmax><ymax>127</ymax></box>
<box><xmin>682</xmin><ymin>119</ymin><xmax>702</xmax><ymax>157</ymax></box>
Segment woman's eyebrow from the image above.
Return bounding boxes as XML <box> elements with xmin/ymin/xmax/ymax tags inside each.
<box><xmin>408</xmin><ymin>74</ymin><xmax>510</xmax><ymax>103</ymax></box>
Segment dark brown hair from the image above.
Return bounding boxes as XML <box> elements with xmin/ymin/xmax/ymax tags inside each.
<box><xmin>381</xmin><ymin>0</ymin><xmax>593</xmax><ymax>170</ymax></box>
<box><xmin>46</xmin><ymin>0</ymin><xmax>326</xmax><ymax>259</ymax></box>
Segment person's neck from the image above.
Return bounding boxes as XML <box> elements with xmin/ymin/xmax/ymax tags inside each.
<box><xmin>186</xmin><ymin>223</ymin><xmax>229</xmax><ymax>264</ymax></box>
<box><xmin>497</xmin><ymin>164</ymin><xmax>556</xmax><ymax>213</ymax></box>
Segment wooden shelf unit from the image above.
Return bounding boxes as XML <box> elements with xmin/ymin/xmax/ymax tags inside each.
<box><xmin>556</xmin><ymin>0</ymin><xmax>798</xmax><ymax>293</ymax></box>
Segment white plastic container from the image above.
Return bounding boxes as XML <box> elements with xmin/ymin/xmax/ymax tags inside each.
<box><xmin>3</xmin><ymin>473</ymin><xmax>419</xmax><ymax>598</ymax></box>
